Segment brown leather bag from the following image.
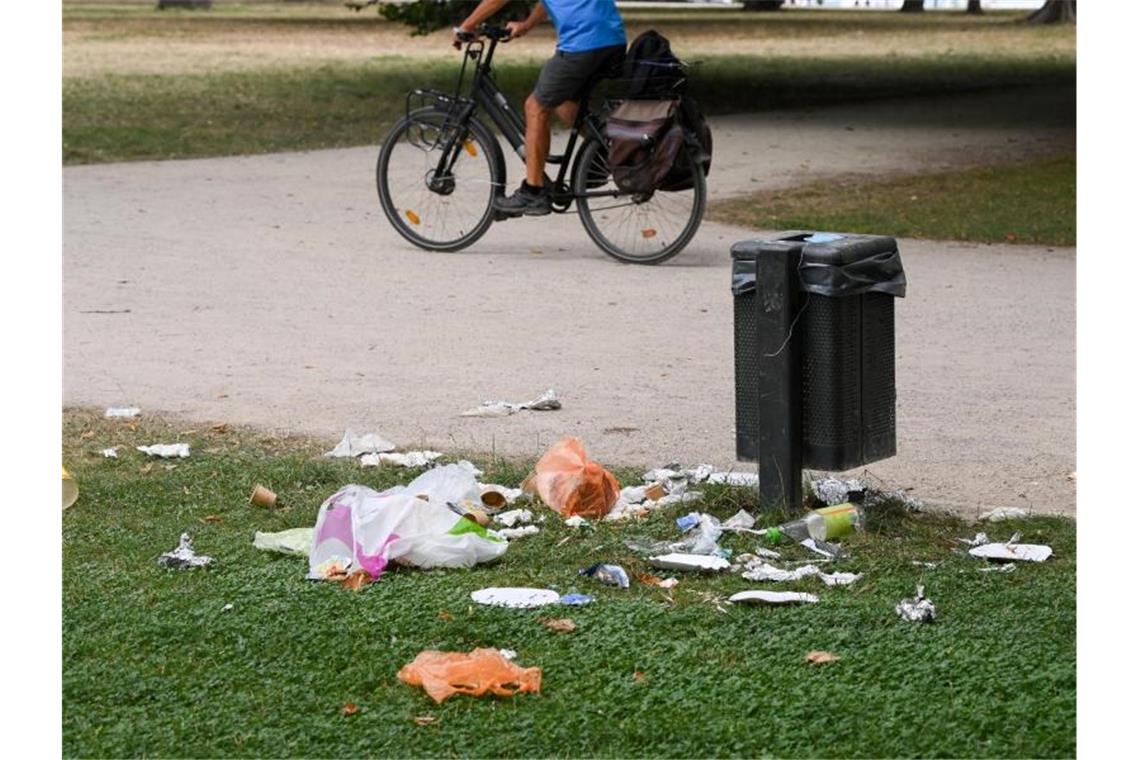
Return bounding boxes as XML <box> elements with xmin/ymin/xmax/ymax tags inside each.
<box><xmin>604</xmin><ymin>100</ymin><xmax>685</xmax><ymax>195</ymax></box>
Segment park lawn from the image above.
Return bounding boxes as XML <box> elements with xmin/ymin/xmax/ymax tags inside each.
<box><xmin>708</xmin><ymin>153</ymin><xmax>1076</xmax><ymax>247</ymax></box>
<box><xmin>63</xmin><ymin>409</ymin><xmax>1075</xmax><ymax>758</ymax></box>
<box><xmin>62</xmin><ymin>4</ymin><xmax>1075</xmax><ymax>164</ymax></box>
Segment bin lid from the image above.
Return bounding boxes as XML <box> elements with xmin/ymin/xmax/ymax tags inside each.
<box><xmin>731</xmin><ymin>232</ymin><xmax>906</xmax><ymax>298</ymax></box>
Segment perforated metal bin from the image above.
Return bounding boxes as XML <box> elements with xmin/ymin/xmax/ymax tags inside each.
<box><xmin>732</xmin><ymin>232</ymin><xmax>906</xmax><ymax>503</ymax></box>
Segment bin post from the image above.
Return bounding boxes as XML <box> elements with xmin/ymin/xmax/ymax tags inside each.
<box><xmin>731</xmin><ymin>241</ymin><xmax>803</xmax><ymax>512</ymax></box>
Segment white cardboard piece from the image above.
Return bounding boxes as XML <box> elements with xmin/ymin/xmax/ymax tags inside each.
<box><xmin>729</xmin><ymin>590</ymin><xmax>819</xmax><ymax>605</ymax></box>
<box><xmin>470</xmin><ymin>587</ymin><xmax>560</xmax><ymax>609</ymax></box>
<box><xmin>648</xmin><ymin>553</ymin><xmax>730</xmax><ymax>572</ymax></box>
<box><xmin>968</xmin><ymin>542</ymin><xmax>1053</xmax><ymax>563</ymax></box>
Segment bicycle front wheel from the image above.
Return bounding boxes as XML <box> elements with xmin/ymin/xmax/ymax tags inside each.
<box><xmin>377</xmin><ymin>108</ymin><xmax>501</xmax><ymax>252</ymax></box>
<box><xmin>573</xmin><ymin>139</ymin><xmax>706</xmax><ymax>265</ymax></box>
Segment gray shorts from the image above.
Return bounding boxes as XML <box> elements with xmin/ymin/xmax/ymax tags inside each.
<box><xmin>533</xmin><ymin>45</ymin><xmax>626</xmax><ymax>108</ymax></box>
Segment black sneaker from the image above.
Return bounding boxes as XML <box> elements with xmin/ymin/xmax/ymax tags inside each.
<box><xmin>493</xmin><ymin>183</ymin><xmax>552</xmax><ymax>218</ymax></box>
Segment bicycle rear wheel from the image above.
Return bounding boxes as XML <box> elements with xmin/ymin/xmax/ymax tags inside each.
<box><xmin>377</xmin><ymin>108</ymin><xmax>501</xmax><ymax>252</ymax></box>
<box><xmin>573</xmin><ymin>139</ymin><xmax>706</xmax><ymax>265</ymax></box>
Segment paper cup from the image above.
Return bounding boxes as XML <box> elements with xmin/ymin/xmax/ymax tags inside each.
<box><xmin>249</xmin><ymin>484</ymin><xmax>278</xmax><ymax>509</ymax></box>
<box><xmin>63</xmin><ymin>466</ymin><xmax>78</xmax><ymax>510</ymax></box>
<box><xmin>480</xmin><ymin>490</ymin><xmax>507</xmax><ymax>509</ymax></box>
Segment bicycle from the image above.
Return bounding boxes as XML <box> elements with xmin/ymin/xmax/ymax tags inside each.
<box><xmin>375</xmin><ymin>23</ymin><xmax>707</xmax><ymax>265</ymax></box>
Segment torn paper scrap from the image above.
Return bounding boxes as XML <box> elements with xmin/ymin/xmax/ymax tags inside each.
<box><xmin>158</xmin><ymin>533</ymin><xmax>212</xmax><ymax>569</ymax></box>
<box><xmin>460</xmin><ymin>388</ymin><xmax>562</xmax><ymax>417</ymax></box>
<box><xmin>819</xmin><ymin>571</ymin><xmax>862</xmax><ymax>587</ymax></box>
<box><xmin>968</xmin><ymin>542</ymin><xmax>1052</xmax><ymax>563</ymax></box>
<box><xmin>723</xmin><ymin>509</ymin><xmax>756</xmax><ymax>531</ymax></box>
<box><xmin>101</xmin><ymin>447</ymin><xmax>119</xmax><ymax>458</ymax></box>
<box><xmin>896</xmin><ymin>585</ymin><xmax>936</xmax><ymax>623</ymax></box>
<box><xmin>729</xmin><ymin>590</ymin><xmax>819</xmax><ymax>605</ymax></box>
<box><xmin>648</xmin><ymin>553</ymin><xmax>730</xmax><ymax>572</ymax></box>
<box><xmin>495</xmin><ymin>525</ymin><xmax>540</xmax><ymax>541</ymax></box>
<box><xmin>325</xmin><ymin>430</ymin><xmax>396</xmax><ymax>458</ymax></box>
<box><xmin>137</xmin><ymin>443</ymin><xmax>190</xmax><ymax>458</ymax></box>
<box><xmin>706</xmin><ymin>471</ymin><xmax>760</xmax><ymax>487</ymax></box>
<box><xmin>958</xmin><ymin>532</ymin><xmax>990</xmax><ymax>547</ymax></box>
<box><xmin>104</xmin><ymin>407</ymin><xmax>141</xmax><ymax>418</ymax></box>
<box><xmin>979</xmin><ymin>563</ymin><xmax>1017</xmax><ymax>574</ymax></box>
<box><xmin>471</xmin><ymin>587</ymin><xmax>560</xmax><ymax>609</ymax></box>
<box><xmin>379</xmin><ymin>451</ymin><xmax>444</xmax><ymax>468</ymax></box>
<box><xmin>360</xmin><ymin>453</ymin><xmax>380</xmax><ymax>468</ymax></box>
<box><xmin>980</xmin><ymin>507</ymin><xmax>1029</xmax><ymax>522</ymax></box>
<box><xmin>564</xmin><ymin>515</ymin><xmax>589</xmax><ymax>528</ymax></box>
<box><xmin>742</xmin><ymin>563</ymin><xmax>821</xmax><ymax>583</ymax></box>
<box><xmin>494</xmin><ymin>509</ymin><xmax>534</xmax><ymax>528</ymax></box>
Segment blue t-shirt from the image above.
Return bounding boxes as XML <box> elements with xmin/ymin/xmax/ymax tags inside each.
<box><xmin>541</xmin><ymin>0</ymin><xmax>626</xmax><ymax>53</ymax></box>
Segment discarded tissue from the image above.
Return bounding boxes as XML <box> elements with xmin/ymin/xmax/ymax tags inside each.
<box><xmin>980</xmin><ymin>507</ymin><xmax>1029</xmax><ymax>522</ymax></box>
<box><xmin>308</xmin><ymin>464</ymin><xmax>507</xmax><ymax>579</ymax></box>
<box><xmin>137</xmin><ymin>443</ymin><xmax>190</xmax><ymax>459</ymax></box>
<box><xmin>495</xmin><ymin>509</ymin><xmax>533</xmax><ymax>528</ymax></box>
<box><xmin>104</xmin><ymin>406</ymin><xmax>141</xmax><ymax>418</ymax></box>
<box><xmin>377</xmin><ymin>451</ymin><xmax>444</xmax><ymax>468</ymax></box>
<box><xmin>471</xmin><ymin>587</ymin><xmax>560</xmax><ymax>609</ymax></box>
<box><xmin>896</xmin><ymin>585</ymin><xmax>937</xmax><ymax>623</ymax></box>
<box><xmin>158</xmin><ymin>533</ymin><xmax>213</xmax><ymax>569</ymax></box>
<box><xmin>495</xmin><ymin>525</ymin><xmax>540</xmax><ymax>541</ymax></box>
<box><xmin>325</xmin><ymin>430</ymin><xmax>396</xmax><ymax>458</ymax></box>
<box><xmin>398</xmin><ymin>648</ymin><xmax>541</xmax><ymax>704</ymax></box>
<box><xmin>460</xmin><ymin>388</ymin><xmax>562</xmax><ymax>418</ymax></box>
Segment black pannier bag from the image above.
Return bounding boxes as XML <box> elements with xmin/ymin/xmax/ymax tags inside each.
<box><xmin>606</xmin><ymin>30</ymin><xmax>713</xmax><ymax>193</ymax></box>
<box><xmin>604</xmin><ymin>100</ymin><xmax>686</xmax><ymax>195</ymax></box>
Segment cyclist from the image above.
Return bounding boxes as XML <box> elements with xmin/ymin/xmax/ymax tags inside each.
<box><xmin>453</xmin><ymin>0</ymin><xmax>627</xmax><ymax>217</ymax></box>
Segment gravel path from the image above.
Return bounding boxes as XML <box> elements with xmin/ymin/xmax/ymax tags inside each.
<box><xmin>64</xmin><ymin>89</ymin><xmax>1075</xmax><ymax>516</ymax></box>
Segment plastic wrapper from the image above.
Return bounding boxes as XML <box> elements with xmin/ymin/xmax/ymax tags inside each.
<box><xmin>158</xmin><ymin>533</ymin><xmax>212</xmax><ymax>569</ymax></box>
<box><xmin>580</xmin><ymin>563</ymin><xmax>630</xmax><ymax>589</ymax></box>
<box><xmin>252</xmin><ymin>528</ymin><xmax>313</xmax><ymax>556</ymax></box>
<box><xmin>810</xmin><ymin>477</ymin><xmax>866</xmax><ymax>506</ymax></box>
<box><xmin>137</xmin><ymin>443</ymin><xmax>190</xmax><ymax>459</ymax></box>
<box><xmin>397</xmin><ymin>648</ymin><xmax>542</xmax><ymax>704</ymax></box>
<box><xmin>531</xmin><ymin>438</ymin><xmax>620</xmax><ymax>519</ymax></box>
<box><xmin>896</xmin><ymin>585</ymin><xmax>937</xmax><ymax>623</ymax></box>
<box><xmin>559</xmin><ymin>593</ymin><xmax>595</xmax><ymax>606</ymax></box>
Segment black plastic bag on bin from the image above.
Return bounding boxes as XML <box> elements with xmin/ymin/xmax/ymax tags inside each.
<box><xmin>796</xmin><ymin>233</ymin><xmax>906</xmax><ymax>298</ymax></box>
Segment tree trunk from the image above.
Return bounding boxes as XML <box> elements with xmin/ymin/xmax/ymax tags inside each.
<box><xmin>966</xmin><ymin>0</ymin><xmax>983</xmax><ymax>14</ymax></box>
<box><xmin>1027</xmin><ymin>0</ymin><xmax>1076</xmax><ymax>25</ymax></box>
<box><xmin>899</xmin><ymin>0</ymin><xmax>925</xmax><ymax>13</ymax></box>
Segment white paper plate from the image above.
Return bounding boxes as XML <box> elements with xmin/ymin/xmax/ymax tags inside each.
<box><xmin>648</xmin><ymin>553</ymin><xmax>730</xmax><ymax>572</ymax></box>
<box><xmin>969</xmin><ymin>543</ymin><xmax>1052</xmax><ymax>563</ymax></box>
<box><xmin>729</xmin><ymin>590</ymin><xmax>819</xmax><ymax>605</ymax></box>
<box><xmin>470</xmin><ymin>587</ymin><xmax>560</xmax><ymax>609</ymax></box>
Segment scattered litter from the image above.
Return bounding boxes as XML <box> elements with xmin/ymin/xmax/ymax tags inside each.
<box><xmin>969</xmin><ymin>542</ymin><xmax>1052</xmax><ymax>563</ymax></box>
<box><xmin>397</xmin><ymin>648</ymin><xmax>542</xmax><ymax>703</ymax></box>
<box><xmin>800</xmin><ymin>537</ymin><xmax>842</xmax><ymax>559</ymax></box>
<box><xmin>360</xmin><ymin>453</ymin><xmax>380</xmax><ymax>467</ymax></box>
<box><xmin>636</xmin><ymin>572</ymin><xmax>680</xmax><ymax>589</ymax></box>
<box><xmin>564</xmin><ymin>515</ymin><xmax>589</xmax><ymax>529</ymax></box>
<box><xmin>729</xmin><ymin>590</ymin><xmax>819</xmax><ymax>605</ymax></box>
<box><xmin>958</xmin><ymin>532</ymin><xmax>990</xmax><ymax>547</ymax></box>
<box><xmin>495</xmin><ymin>509</ymin><xmax>534</xmax><ymax>528</ymax></box>
<box><xmin>342</xmin><ymin>702</ymin><xmax>359</xmax><ymax>716</ymax></box>
<box><xmin>707</xmin><ymin>471</ymin><xmax>760</xmax><ymax>487</ymax></box>
<box><xmin>980</xmin><ymin>506</ymin><xmax>1029</xmax><ymax>522</ymax></box>
<box><xmin>479</xmin><ymin>484</ymin><xmax>523</xmax><ymax>508</ymax></box>
<box><xmin>676</xmin><ymin>512</ymin><xmax>701</xmax><ymax>532</ymax></box>
<box><xmin>540</xmin><ymin>618</ymin><xmax>577</xmax><ymax>633</ymax></box>
<box><xmin>137</xmin><ymin>443</ymin><xmax>190</xmax><ymax>458</ymax></box>
<box><xmin>249</xmin><ymin>484</ymin><xmax>278</xmax><ymax>509</ymax></box>
<box><xmin>805</xmin><ymin>650</ymin><xmax>839</xmax><ymax>664</ymax></box>
<box><xmin>460</xmin><ymin>388</ymin><xmax>562</xmax><ymax>417</ymax></box>
<box><xmin>378</xmin><ymin>451</ymin><xmax>444</xmax><ymax>468</ymax></box>
<box><xmin>559</xmin><ymin>593</ymin><xmax>595</xmax><ymax>606</ymax></box>
<box><xmin>104</xmin><ymin>407</ymin><xmax>140</xmax><ymax>418</ymax></box>
<box><xmin>911</xmin><ymin>560</ymin><xmax>938</xmax><ymax>568</ymax></box>
<box><xmin>340</xmin><ymin>571</ymin><xmax>372</xmax><ymax>592</ymax></box>
<box><xmin>252</xmin><ymin>527</ymin><xmax>313</xmax><ymax>557</ymax></box>
<box><xmin>308</xmin><ymin>467</ymin><xmax>507</xmax><ymax>579</ymax></box>
<box><xmin>811</xmin><ymin>477</ymin><xmax>866</xmax><ymax>506</ymax></box>
<box><xmin>580</xmin><ymin>563</ymin><xmax>630</xmax><ymax>589</ymax></box>
<box><xmin>325</xmin><ymin>430</ymin><xmax>395</xmax><ymax>458</ymax></box>
<box><xmin>979</xmin><ymin>563</ymin><xmax>1017</xmax><ymax>573</ymax></box>
<box><xmin>895</xmin><ymin>585</ymin><xmax>937</xmax><ymax>623</ymax></box>
<box><xmin>742</xmin><ymin>563</ymin><xmax>821</xmax><ymax>583</ymax></box>
<box><xmin>201</xmin><ymin>514</ymin><xmax>222</xmax><ymax>524</ymax></box>
<box><xmin>531</xmin><ymin>437</ymin><xmax>619</xmax><ymax>519</ymax></box>
<box><xmin>413</xmin><ymin>715</ymin><xmax>438</xmax><ymax>727</ymax></box>
<box><xmin>820</xmin><ymin>571</ymin><xmax>862</xmax><ymax>587</ymax></box>
<box><xmin>101</xmin><ymin>447</ymin><xmax>119</xmax><ymax>458</ymax></box>
<box><xmin>495</xmin><ymin>525</ymin><xmax>540</xmax><ymax>541</ymax></box>
<box><xmin>158</xmin><ymin>533</ymin><xmax>213</xmax><ymax>569</ymax></box>
<box><xmin>498</xmin><ymin>649</ymin><xmax>518</xmax><ymax>661</ymax></box>
<box><xmin>222</xmin><ymin>603</ymin><xmax>234</xmax><ymax>612</ymax></box>
<box><xmin>471</xmin><ymin>587</ymin><xmax>560</xmax><ymax>609</ymax></box>
<box><xmin>648</xmin><ymin>553</ymin><xmax>730</xmax><ymax>572</ymax></box>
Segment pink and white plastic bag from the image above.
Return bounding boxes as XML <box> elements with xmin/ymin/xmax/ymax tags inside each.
<box><xmin>308</xmin><ymin>464</ymin><xmax>507</xmax><ymax>579</ymax></box>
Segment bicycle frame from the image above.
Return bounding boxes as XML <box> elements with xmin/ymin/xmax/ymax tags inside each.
<box><xmin>404</xmin><ymin>33</ymin><xmax>621</xmax><ymax>209</ymax></box>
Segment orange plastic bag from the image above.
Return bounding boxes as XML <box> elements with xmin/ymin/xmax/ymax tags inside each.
<box><xmin>397</xmin><ymin>648</ymin><xmax>542</xmax><ymax>704</ymax></box>
<box><xmin>530</xmin><ymin>437</ymin><xmax>620</xmax><ymax>519</ymax></box>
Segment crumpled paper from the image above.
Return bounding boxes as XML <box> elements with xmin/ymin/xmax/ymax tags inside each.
<box><xmin>137</xmin><ymin>443</ymin><xmax>190</xmax><ymax>458</ymax></box>
<box><xmin>460</xmin><ymin>388</ymin><xmax>561</xmax><ymax>418</ymax></box>
<box><xmin>325</xmin><ymin>430</ymin><xmax>396</xmax><ymax>458</ymax></box>
<box><xmin>158</xmin><ymin>533</ymin><xmax>212</xmax><ymax>569</ymax></box>
<box><xmin>101</xmin><ymin>447</ymin><xmax>119</xmax><ymax>458</ymax></box>
<box><xmin>494</xmin><ymin>525</ymin><xmax>540</xmax><ymax>541</ymax></box>
<box><xmin>811</xmin><ymin>477</ymin><xmax>866</xmax><ymax>506</ymax></box>
<box><xmin>494</xmin><ymin>509</ymin><xmax>533</xmax><ymax>527</ymax></box>
<box><xmin>896</xmin><ymin>584</ymin><xmax>937</xmax><ymax>623</ymax></box>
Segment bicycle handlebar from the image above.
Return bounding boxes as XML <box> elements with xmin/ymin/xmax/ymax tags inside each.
<box><xmin>453</xmin><ymin>23</ymin><xmax>513</xmax><ymax>44</ymax></box>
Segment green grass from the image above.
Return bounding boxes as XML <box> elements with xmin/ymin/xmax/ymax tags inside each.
<box><xmin>709</xmin><ymin>153</ymin><xmax>1076</xmax><ymax>246</ymax></box>
<box><xmin>63</xmin><ymin>409</ymin><xmax>1075</xmax><ymax>758</ymax></box>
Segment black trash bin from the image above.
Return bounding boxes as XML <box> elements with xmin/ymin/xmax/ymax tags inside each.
<box><xmin>732</xmin><ymin>231</ymin><xmax>906</xmax><ymax>507</ymax></box>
